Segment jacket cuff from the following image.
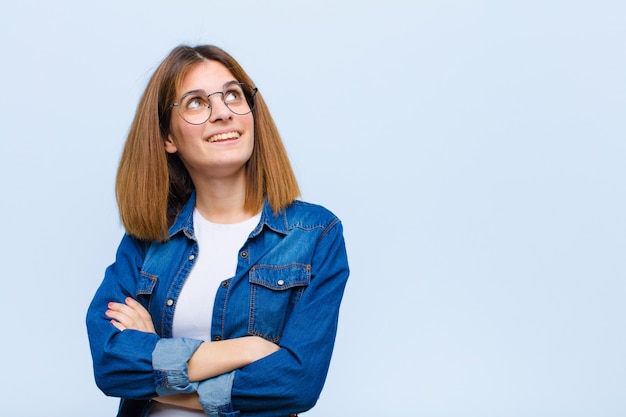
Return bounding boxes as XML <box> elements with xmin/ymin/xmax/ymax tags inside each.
<box><xmin>197</xmin><ymin>371</ymin><xmax>238</xmax><ymax>416</ymax></box>
<box><xmin>152</xmin><ymin>338</ymin><xmax>204</xmax><ymax>396</ymax></box>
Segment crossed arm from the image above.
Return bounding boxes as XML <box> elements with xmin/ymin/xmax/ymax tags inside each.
<box><xmin>106</xmin><ymin>297</ymin><xmax>279</xmax><ymax>410</ymax></box>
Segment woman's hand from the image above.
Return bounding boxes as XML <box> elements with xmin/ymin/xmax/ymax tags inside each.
<box><xmin>106</xmin><ymin>297</ymin><xmax>157</xmax><ymax>334</ymax></box>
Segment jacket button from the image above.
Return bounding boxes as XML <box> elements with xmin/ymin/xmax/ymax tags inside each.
<box><xmin>221</xmin><ymin>280</ymin><xmax>229</xmax><ymax>288</ymax></box>
<box><xmin>166</xmin><ymin>299</ymin><xmax>174</xmax><ymax>306</ymax></box>
<box><xmin>240</xmin><ymin>251</ymin><xmax>248</xmax><ymax>258</ymax></box>
<box><xmin>277</xmin><ymin>280</ymin><xmax>285</xmax><ymax>286</ymax></box>
<box><xmin>188</xmin><ymin>254</ymin><xmax>195</xmax><ymax>261</ymax></box>
<box><xmin>213</xmin><ymin>336</ymin><xmax>222</xmax><ymax>341</ymax></box>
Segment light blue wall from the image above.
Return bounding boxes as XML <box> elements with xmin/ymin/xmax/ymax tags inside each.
<box><xmin>1</xmin><ymin>1</ymin><xmax>624</xmax><ymax>415</ymax></box>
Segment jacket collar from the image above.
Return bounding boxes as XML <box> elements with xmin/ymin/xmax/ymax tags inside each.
<box><xmin>167</xmin><ymin>192</ymin><xmax>196</xmax><ymax>240</ymax></box>
<box><xmin>168</xmin><ymin>191</ymin><xmax>290</xmax><ymax>239</ymax></box>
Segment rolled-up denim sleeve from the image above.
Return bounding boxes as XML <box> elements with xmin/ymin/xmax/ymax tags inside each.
<box><xmin>152</xmin><ymin>338</ymin><xmax>204</xmax><ymax>396</ymax></box>
<box><xmin>197</xmin><ymin>371</ymin><xmax>238</xmax><ymax>417</ymax></box>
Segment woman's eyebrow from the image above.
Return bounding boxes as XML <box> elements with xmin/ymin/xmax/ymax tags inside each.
<box><xmin>181</xmin><ymin>88</ymin><xmax>206</xmax><ymax>97</ymax></box>
<box><xmin>182</xmin><ymin>81</ymin><xmax>239</xmax><ymax>96</ymax></box>
<box><xmin>222</xmin><ymin>80</ymin><xmax>239</xmax><ymax>88</ymax></box>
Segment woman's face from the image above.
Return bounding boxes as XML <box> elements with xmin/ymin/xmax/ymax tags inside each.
<box><xmin>166</xmin><ymin>60</ymin><xmax>255</xmax><ymax>182</ymax></box>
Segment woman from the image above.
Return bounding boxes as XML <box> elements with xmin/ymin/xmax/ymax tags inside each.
<box><xmin>86</xmin><ymin>45</ymin><xmax>350</xmax><ymax>417</ymax></box>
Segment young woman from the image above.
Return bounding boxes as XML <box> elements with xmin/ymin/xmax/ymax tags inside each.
<box><xmin>86</xmin><ymin>45</ymin><xmax>350</xmax><ymax>417</ymax></box>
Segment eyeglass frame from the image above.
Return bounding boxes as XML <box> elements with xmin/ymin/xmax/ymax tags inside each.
<box><xmin>168</xmin><ymin>82</ymin><xmax>258</xmax><ymax>125</ymax></box>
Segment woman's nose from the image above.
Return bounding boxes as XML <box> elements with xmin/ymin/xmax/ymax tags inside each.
<box><xmin>208</xmin><ymin>93</ymin><xmax>232</xmax><ymax>122</ymax></box>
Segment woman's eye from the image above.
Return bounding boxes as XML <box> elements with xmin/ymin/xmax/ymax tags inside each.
<box><xmin>185</xmin><ymin>97</ymin><xmax>206</xmax><ymax>110</ymax></box>
<box><xmin>224</xmin><ymin>89</ymin><xmax>242</xmax><ymax>103</ymax></box>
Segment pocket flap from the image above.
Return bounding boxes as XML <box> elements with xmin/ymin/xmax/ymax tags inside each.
<box><xmin>136</xmin><ymin>271</ymin><xmax>158</xmax><ymax>295</ymax></box>
<box><xmin>249</xmin><ymin>264</ymin><xmax>311</xmax><ymax>290</ymax></box>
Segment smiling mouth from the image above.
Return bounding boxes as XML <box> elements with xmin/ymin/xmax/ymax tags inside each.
<box><xmin>207</xmin><ymin>131</ymin><xmax>241</xmax><ymax>143</ymax></box>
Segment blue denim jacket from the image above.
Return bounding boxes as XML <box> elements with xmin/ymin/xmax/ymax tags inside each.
<box><xmin>86</xmin><ymin>193</ymin><xmax>349</xmax><ymax>417</ymax></box>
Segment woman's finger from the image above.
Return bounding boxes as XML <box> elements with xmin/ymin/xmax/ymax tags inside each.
<box><xmin>124</xmin><ymin>297</ymin><xmax>153</xmax><ymax>321</ymax></box>
<box><xmin>110</xmin><ymin>319</ymin><xmax>126</xmax><ymax>332</ymax></box>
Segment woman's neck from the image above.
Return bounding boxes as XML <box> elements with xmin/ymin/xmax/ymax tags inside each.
<box><xmin>193</xmin><ymin>174</ymin><xmax>253</xmax><ymax>224</ymax></box>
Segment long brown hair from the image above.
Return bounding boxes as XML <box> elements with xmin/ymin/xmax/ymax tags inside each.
<box><xmin>116</xmin><ymin>45</ymin><xmax>300</xmax><ymax>241</ymax></box>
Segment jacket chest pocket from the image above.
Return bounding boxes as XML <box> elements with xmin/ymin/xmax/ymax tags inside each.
<box><xmin>248</xmin><ymin>263</ymin><xmax>311</xmax><ymax>342</ymax></box>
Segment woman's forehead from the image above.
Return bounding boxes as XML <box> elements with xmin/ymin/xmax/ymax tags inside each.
<box><xmin>177</xmin><ymin>60</ymin><xmax>238</xmax><ymax>94</ymax></box>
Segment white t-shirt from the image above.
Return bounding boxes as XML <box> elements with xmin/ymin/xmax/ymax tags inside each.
<box><xmin>149</xmin><ymin>209</ymin><xmax>261</xmax><ymax>417</ymax></box>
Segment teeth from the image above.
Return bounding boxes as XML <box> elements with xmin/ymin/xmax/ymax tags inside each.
<box><xmin>208</xmin><ymin>131</ymin><xmax>240</xmax><ymax>143</ymax></box>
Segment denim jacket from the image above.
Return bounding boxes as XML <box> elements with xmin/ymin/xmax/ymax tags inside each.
<box><xmin>86</xmin><ymin>193</ymin><xmax>349</xmax><ymax>417</ymax></box>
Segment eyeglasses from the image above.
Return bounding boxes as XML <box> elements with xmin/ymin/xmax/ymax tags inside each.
<box><xmin>169</xmin><ymin>82</ymin><xmax>258</xmax><ymax>125</ymax></box>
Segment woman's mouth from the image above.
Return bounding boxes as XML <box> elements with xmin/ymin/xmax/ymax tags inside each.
<box><xmin>207</xmin><ymin>131</ymin><xmax>241</xmax><ymax>143</ymax></box>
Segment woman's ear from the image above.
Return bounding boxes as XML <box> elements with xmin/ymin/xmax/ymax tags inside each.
<box><xmin>164</xmin><ymin>134</ymin><xmax>178</xmax><ymax>154</ymax></box>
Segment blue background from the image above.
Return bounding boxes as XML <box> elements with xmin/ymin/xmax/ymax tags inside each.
<box><xmin>1</xmin><ymin>1</ymin><xmax>624</xmax><ymax>415</ymax></box>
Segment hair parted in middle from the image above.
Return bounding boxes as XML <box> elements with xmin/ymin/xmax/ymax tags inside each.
<box><xmin>116</xmin><ymin>45</ymin><xmax>300</xmax><ymax>242</ymax></box>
